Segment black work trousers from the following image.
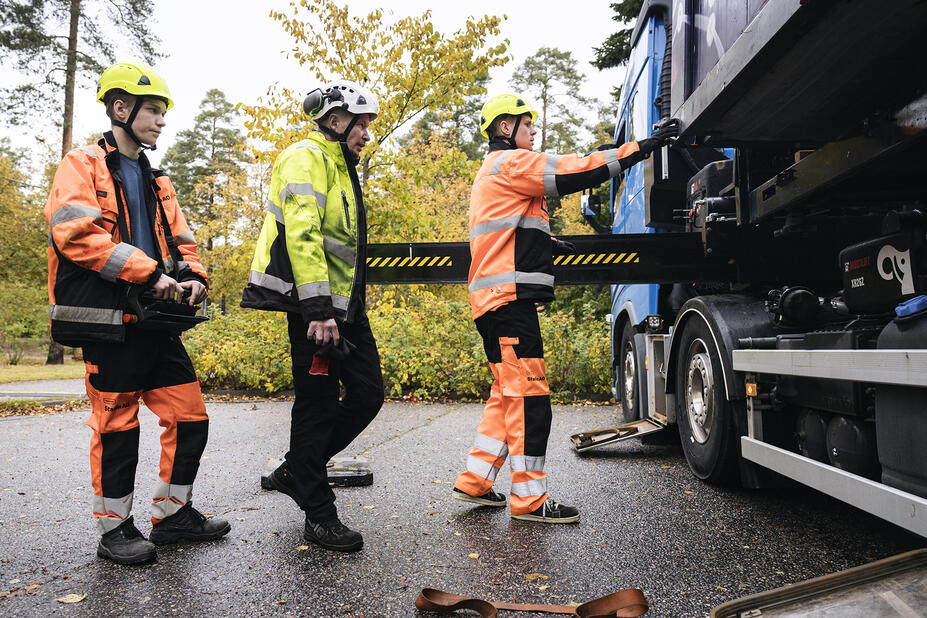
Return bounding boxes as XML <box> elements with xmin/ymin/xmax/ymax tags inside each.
<box><xmin>285</xmin><ymin>313</ymin><xmax>384</xmax><ymax>522</ymax></box>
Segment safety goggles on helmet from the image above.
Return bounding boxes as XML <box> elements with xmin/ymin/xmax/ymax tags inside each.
<box><xmin>479</xmin><ymin>93</ymin><xmax>538</xmax><ymax>138</ymax></box>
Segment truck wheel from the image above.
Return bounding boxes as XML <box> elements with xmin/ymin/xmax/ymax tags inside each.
<box><xmin>617</xmin><ymin>321</ymin><xmax>640</xmax><ymax>422</ymax></box>
<box><xmin>674</xmin><ymin>318</ymin><xmax>737</xmax><ymax>484</ymax></box>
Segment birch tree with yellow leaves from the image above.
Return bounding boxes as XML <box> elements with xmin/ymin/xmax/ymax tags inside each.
<box><xmin>239</xmin><ymin>0</ymin><xmax>509</xmax><ymax>184</ymax></box>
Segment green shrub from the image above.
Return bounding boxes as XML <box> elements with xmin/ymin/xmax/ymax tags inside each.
<box><xmin>369</xmin><ymin>288</ymin><xmax>487</xmax><ymax>400</ymax></box>
<box><xmin>185</xmin><ymin>290</ymin><xmax>613</xmax><ymax>402</ymax></box>
<box><xmin>183</xmin><ymin>308</ymin><xmax>293</xmax><ymax>392</ymax></box>
<box><xmin>0</xmin><ymin>283</ymin><xmax>48</xmax><ymax>365</ymax></box>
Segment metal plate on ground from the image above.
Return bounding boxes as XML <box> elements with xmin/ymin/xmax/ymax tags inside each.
<box><xmin>326</xmin><ymin>456</ymin><xmax>373</xmax><ymax>487</ymax></box>
<box><xmin>261</xmin><ymin>457</ymin><xmax>373</xmax><ymax>489</ymax></box>
<box><xmin>570</xmin><ymin>419</ymin><xmax>664</xmax><ymax>452</ymax></box>
<box><xmin>711</xmin><ymin>549</ymin><xmax>927</xmax><ymax>617</ymax></box>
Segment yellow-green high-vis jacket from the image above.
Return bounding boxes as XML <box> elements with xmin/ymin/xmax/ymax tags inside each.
<box><xmin>241</xmin><ymin>131</ymin><xmax>367</xmax><ymax>323</ymax></box>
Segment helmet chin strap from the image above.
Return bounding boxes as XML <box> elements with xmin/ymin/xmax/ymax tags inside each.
<box><xmin>489</xmin><ymin>115</ymin><xmax>523</xmax><ymax>149</ymax></box>
<box><xmin>505</xmin><ymin>115</ymin><xmax>523</xmax><ymax>149</ymax></box>
<box><xmin>319</xmin><ymin>113</ymin><xmax>361</xmax><ymax>164</ymax></box>
<box><xmin>112</xmin><ymin>97</ymin><xmax>157</xmax><ymax>151</ymax></box>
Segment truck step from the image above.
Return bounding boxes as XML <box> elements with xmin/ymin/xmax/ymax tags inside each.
<box><xmin>570</xmin><ymin>419</ymin><xmax>665</xmax><ymax>452</ymax></box>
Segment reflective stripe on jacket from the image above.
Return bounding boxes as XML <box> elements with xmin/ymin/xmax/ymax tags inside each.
<box><xmin>468</xmin><ymin>141</ymin><xmax>644</xmax><ymax>319</ymax></box>
<box><xmin>45</xmin><ymin>132</ymin><xmax>207</xmax><ymax>346</ymax></box>
<box><xmin>241</xmin><ymin>131</ymin><xmax>367</xmax><ymax>323</ymax></box>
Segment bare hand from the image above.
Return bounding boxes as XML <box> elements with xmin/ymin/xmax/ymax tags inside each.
<box><xmin>179</xmin><ymin>280</ymin><xmax>207</xmax><ymax>306</ymax></box>
<box><xmin>306</xmin><ymin>318</ymin><xmax>339</xmax><ymax>346</ymax></box>
<box><xmin>151</xmin><ymin>273</ymin><xmax>183</xmax><ymax>301</ymax></box>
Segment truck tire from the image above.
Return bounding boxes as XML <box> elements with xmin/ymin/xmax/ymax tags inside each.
<box><xmin>674</xmin><ymin>317</ymin><xmax>738</xmax><ymax>484</ymax></box>
<box><xmin>617</xmin><ymin>320</ymin><xmax>640</xmax><ymax>422</ymax></box>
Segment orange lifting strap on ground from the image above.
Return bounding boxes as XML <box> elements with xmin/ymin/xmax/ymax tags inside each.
<box><xmin>415</xmin><ymin>586</ymin><xmax>648</xmax><ymax>617</ymax></box>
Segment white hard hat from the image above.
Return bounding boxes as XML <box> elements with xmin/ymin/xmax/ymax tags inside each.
<box><xmin>303</xmin><ymin>80</ymin><xmax>379</xmax><ymax>120</ymax></box>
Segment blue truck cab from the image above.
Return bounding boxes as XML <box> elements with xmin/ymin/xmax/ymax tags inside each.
<box><xmin>600</xmin><ymin>0</ymin><xmax>734</xmax><ymax>422</ymax></box>
<box><xmin>604</xmin><ymin>3</ymin><xmax>668</xmax><ymax>421</ymax></box>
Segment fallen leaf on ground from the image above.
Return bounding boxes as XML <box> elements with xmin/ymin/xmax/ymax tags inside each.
<box><xmin>56</xmin><ymin>593</ymin><xmax>87</xmax><ymax>604</ymax></box>
<box><xmin>539</xmin><ymin>585</ymin><xmax>549</xmax><ymax>591</ymax></box>
<box><xmin>468</xmin><ymin>553</ymin><xmax>480</xmax><ymax>559</ymax></box>
<box><xmin>296</xmin><ymin>546</ymin><xmax>309</xmax><ymax>551</ymax></box>
<box><xmin>274</xmin><ymin>600</ymin><xmax>287</xmax><ymax>605</ymax></box>
<box><xmin>525</xmin><ymin>573</ymin><xmax>549</xmax><ymax>581</ymax></box>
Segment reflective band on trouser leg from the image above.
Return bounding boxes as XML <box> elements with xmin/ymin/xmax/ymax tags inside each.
<box><xmin>86</xmin><ymin>377</ymin><xmax>142</xmax><ymax>533</ymax></box>
<box><xmin>454</xmin><ymin>371</ymin><xmax>510</xmax><ymax>497</ymax></box>
<box><xmin>143</xmin><ymin>381</ymin><xmax>209</xmax><ymax>523</ymax></box>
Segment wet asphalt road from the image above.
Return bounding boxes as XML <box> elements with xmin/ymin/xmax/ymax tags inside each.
<box><xmin>0</xmin><ymin>400</ymin><xmax>922</xmax><ymax>617</ymax></box>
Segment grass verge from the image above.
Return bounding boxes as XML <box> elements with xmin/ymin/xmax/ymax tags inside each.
<box><xmin>0</xmin><ymin>399</ymin><xmax>88</xmax><ymax>418</ymax></box>
<box><xmin>0</xmin><ymin>360</ymin><xmax>85</xmax><ymax>384</ymax></box>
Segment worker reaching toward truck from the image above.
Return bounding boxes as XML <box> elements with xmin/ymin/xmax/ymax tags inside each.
<box><xmin>451</xmin><ymin>93</ymin><xmax>679</xmax><ymax>522</ymax></box>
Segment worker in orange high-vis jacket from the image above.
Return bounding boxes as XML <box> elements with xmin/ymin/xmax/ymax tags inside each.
<box><xmin>45</xmin><ymin>61</ymin><xmax>230</xmax><ymax>566</ymax></box>
<box><xmin>452</xmin><ymin>93</ymin><xmax>679</xmax><ymax>523</ymax></box>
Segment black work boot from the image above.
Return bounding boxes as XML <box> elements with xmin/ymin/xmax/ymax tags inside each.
<box><xmin>149</xmin><ymin>502</ymin><xmax>231</xmax><ymax>545</ymax></box>
<box><xmin>303</xmin><ymin>515</ymin><xmax>363</xmax><ymax>552</ymax></box>
<box><xmin>511</xmin><ymin>497</ymin><xmax>580</xmax><ymax>524</ymax></box>
<box><xmin>260</xmin><ymin>461</ymin><xmax>304</xmax><ymax>508</ymax></box>
<box><xmin>97</xmin><ymin>516</ymin><xmax>157</xmax><ymax>565</ymax></box>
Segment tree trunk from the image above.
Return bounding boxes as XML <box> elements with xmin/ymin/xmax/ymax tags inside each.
<box><xmin>541</xmin><ymin>88</ymin><xmax>548</xmax><ymax>152</ymax></box>
<box><xmin>60</xmin><ymin>0</ymin><xmax>80</xmax><ymax>158</ymax></box>
<box><xmin>48</xmin><ymin>0</ymin><xmax>80</xmax><ymax>364</ymax></box>
<box><xmin>46</xmin><ymin>337</ymin><xmax>64</xmax><ymax>365</ymax></box>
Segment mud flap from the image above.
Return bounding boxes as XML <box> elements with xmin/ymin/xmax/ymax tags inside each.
<box><xmin>570</xmin><ymin>419</ymin><xmax>665</xmax><ymax>452</ymax></box>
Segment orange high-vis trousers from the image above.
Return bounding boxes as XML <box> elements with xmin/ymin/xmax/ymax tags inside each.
<box><xmin>454</xmin><ymin>300</ymin><xmax>552</xmax><ymax>515</ymax></box>
<box><xmin>83</xmin><ymin>328</ymin><xmax>209</xmax><ymax>534</ymax></box>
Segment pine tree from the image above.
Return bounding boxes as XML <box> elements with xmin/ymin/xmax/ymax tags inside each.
<box><xmin>511</xmin><ymin>47</ymin><xmax>587</xmax><ymax>153</ymax></box>
<box><xmin>161</xmin><ymin>89</ymin><xmax>252</xmax><ymax>234</ymax></box>
<box><xmin>0</xmin><ymin>0</ymin><xmax>163</xmax><ymax>158</ymax></box>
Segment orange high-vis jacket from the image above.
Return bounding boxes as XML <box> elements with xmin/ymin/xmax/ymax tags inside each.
<box><xmin>468</xmin><ymin>142</ymin><xmax>644</xmax><ymax>319</ymax></box>
<box><xmin>45</xmin><ymin>132</ymin><xmax>207</xmax><ymax>346</ymax></box>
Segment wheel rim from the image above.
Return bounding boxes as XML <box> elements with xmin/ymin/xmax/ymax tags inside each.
<box><xmin>623</xmin><ymin>338</ymin><xmax>636</xmax><ymax>410</ymax></box>
<box><xmin>685</xmin><ymin>338</ymin><xmax>714</xmax><ymax>444</ymax></box>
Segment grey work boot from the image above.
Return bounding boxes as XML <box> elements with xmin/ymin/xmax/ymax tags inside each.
<box><xmin>303</xmin><ymin>515</ymin><xmax>363</xmax><ymax>552</ymax></box>
<box><xmin>149</xmin><ymin>502</ymin><xmax>231</xmax><ymax>545</ymax></box>
<box><xmin>96</xmin><ymin>516</ymin><xmax>157</xmax><ymax>565</ymax></box>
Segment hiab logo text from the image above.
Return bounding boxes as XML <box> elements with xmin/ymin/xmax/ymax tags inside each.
<box><xmin>877</xmin><ymin>245</ymin><xmax>914</xmax><ymax>295</ymax></box>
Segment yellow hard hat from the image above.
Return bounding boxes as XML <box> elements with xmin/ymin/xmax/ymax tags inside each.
<box><xmin>479</xmin><ymin>93</ymin><xmax>538</xmax><ymax>138</ymax></box>
<box><xmin>96</xmin><ymin>61</ymin><xmax>174</xmax><ymax>110</ymax></box>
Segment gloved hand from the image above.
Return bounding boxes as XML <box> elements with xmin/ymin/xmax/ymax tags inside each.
<box><xmin>552</xmin><ymin>238</ymin><xmax>577</xmax><ymax>255</ymax></box>
<box><xmin>637</xmin><ymin>118</ymin><xmax>680</xmax><ymax>155</ymax></box>
<box><xmin>316</xmin><ymin>337</ymin><xmax>357</xmax><ymax>360</ymax></box>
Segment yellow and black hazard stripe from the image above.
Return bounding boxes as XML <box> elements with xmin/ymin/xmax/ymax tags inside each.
<box><xmin>365</xmin><ymin>233</ymin><xmax>734</xmax><ymax>285</ymax></box>
<box><xmin>367</xmin><ymin>255</ymin><xmax>454</xmax><ymax>268</ymax></box>
<box><xmin>553</xmin><ymin>252</ymin><xmax>639</xmax><ymax>266</ymax></box>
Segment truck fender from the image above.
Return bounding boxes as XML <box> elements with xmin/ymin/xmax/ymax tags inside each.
<box><xmin>666</xmin><ymin>295</ymin><xmax>776</xmax><ymax>402</ymax></box>
<box><xmin>610</xmin><ymin>300</ymin><xmax>640</xmax><ymax>364</ymax></box>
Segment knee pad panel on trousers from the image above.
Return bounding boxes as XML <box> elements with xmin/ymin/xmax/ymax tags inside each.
<box><xmin>523</xmin><ymin>395</ymin><xmax>553</xmax><ymax>456</ymax></box>
<box><xmin>92</xmin><ymin>426</ymin><xmax>140</xmax><ymax>498</ymax></box>
<box><xmin>170</xmin><ymin>419</ymin><xmax>209</xmax><ymax>485</ymax></box>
